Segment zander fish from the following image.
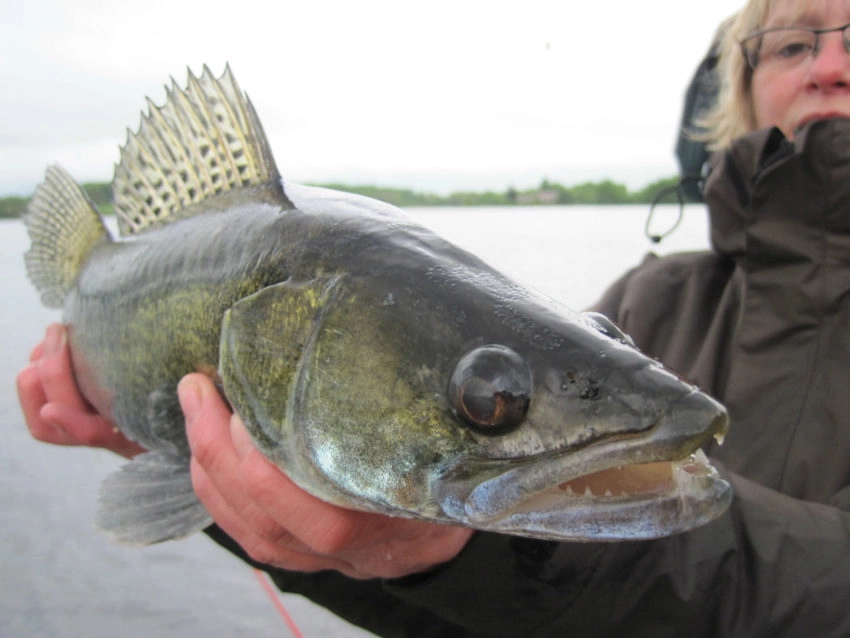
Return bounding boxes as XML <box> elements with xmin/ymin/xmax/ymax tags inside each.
<box><xmin>24</xmin><ymin>66</ymin><xmax>731</xmax><ymax>545</ymax></box>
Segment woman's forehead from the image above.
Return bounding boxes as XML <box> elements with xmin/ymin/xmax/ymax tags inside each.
<box><xmin>763</xmin><ymin>0</ymin><xmax>850</xmax><ymax>27</ymax></box>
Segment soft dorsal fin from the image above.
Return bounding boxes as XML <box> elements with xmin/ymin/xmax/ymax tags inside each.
<box><xmin>112</xmin><ymin>64</ymin><xmax>292</xmax><ymax>236</ymax></box>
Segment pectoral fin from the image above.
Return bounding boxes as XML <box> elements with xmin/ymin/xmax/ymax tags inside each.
<box><xmin>219</xmin><ymin>275</ymin><xmax>343</xmax><ymax>455</ymax></box>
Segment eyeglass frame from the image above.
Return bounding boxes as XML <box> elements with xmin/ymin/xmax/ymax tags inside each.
<box><xmin>739</xmin><ymin>21</ymin><xmax>850</xmax><ymax>70</ymax></box>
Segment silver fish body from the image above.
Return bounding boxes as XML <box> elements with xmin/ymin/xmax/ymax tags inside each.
<box><xmin>24</xmin><ymin>67</ymin><xmax>731</xmax><ymax>545</ymax></box>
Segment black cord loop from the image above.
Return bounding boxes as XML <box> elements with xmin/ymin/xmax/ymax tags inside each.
<box><xmin>644</xmin><ymin>175</ymin><xmax>702</xmax><ymax>244</ymax></box>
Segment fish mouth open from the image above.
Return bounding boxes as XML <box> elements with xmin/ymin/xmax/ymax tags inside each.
<box><xmin>556</xmin><ymin>451</ymin><xmax>710</xmax><ymax>499</ymax></box>
<box><xmin>437</xmin><ymin>391</ymin><xmax>732</xmax><ymax>541</ymax></box>
<box><xmin>492</xmin><ymin>449</ymin><xmax>731</xmax><ymax>541</ymax></box>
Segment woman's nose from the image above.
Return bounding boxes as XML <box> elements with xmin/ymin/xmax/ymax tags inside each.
<box><xmin>809</xmin><ymin>33</ymin><xmax>850</xmax><ymax>90</ymax></box>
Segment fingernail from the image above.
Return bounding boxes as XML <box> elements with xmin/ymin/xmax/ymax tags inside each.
<box><xmin>178</xmin><ymin>377</ymin><xmax>202</xmax><ymax>427</ymax></box>
<box><xmin>44</xmin><ymin>325</ymin><xmax>66</xmax><ymax>357</ymax></box>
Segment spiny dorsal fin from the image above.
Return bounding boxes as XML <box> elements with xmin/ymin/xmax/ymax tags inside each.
<box><xmin>24</xmin><ymin>165</ymin><xmax>110</xmax><ymax>308</ymax></box>
<box><xmin>113</xmin><ymin>64</ymin><xmax>291</xmax><ymax>236</ymax></box>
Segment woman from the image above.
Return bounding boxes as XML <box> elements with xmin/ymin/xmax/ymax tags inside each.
<box><xmin>18</xmin><ymin>0</ymin><xmax>850</xmax><ymax>635</ymax></box>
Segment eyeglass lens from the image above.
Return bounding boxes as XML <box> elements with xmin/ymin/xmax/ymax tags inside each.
<box><xmin>743</xmin><ymin>23</ymin><xmax>850</xmax><ymax>69</ymax></box>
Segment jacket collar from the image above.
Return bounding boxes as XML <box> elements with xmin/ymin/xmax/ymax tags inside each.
<box><xmin>705</xmin><ymin>118</ymin><xmax>850</xmax><ymax>262</ymax></box>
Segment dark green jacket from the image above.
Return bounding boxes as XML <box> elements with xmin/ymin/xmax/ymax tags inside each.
<box><xmin>210</xmin><ymin>119</ymin><xmax>850</xmax><ymax>637</ymax></box>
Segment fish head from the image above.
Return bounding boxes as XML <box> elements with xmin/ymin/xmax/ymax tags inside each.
<box><xmin>221</xmin><ymin>225</ymin><xmax>730</xmax><ymax>541</ymax></box>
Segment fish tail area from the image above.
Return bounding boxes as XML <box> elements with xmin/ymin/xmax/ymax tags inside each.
<box><xmin>96</xmin><ymin>451</ymin><xmax>212</xmax><ymax>545</ymax></box>
<box><xmin>23</xmin><ymin>165</ymin><xmax>110</xmax><ymax>308</ymax></box>
<box><xmin>112</xmin><ymin>63</ymin><xmax>292</xmax><ymax>237</ymax></box>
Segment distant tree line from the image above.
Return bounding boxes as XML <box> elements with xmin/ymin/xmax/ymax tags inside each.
<box><xmin>0</xmin><ymin>182</ymin><xmax>115</xmax><ymax>219</ymax></box>
<box><xmin>313</xmin><ymin>177</ymin><xmax>681</xmax><ymax>207</ymax></box>
<box><xmin>0</xmin><ymin>176</ymin><xmax>681</xmax><ymax>219</ymax></box>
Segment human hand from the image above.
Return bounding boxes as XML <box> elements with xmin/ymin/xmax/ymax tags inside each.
<box><xmin>179</xmin><ymin>373</ymin><xmax>474</xmax><ymax>580</ymax></box>
<box><xmin>17</xmin><ymin>323</ymin><xmax>146</xmax><ymax>459</ymax></box>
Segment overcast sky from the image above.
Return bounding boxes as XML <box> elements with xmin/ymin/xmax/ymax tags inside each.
<box><xmin>1</xmin><ymin>0</ymin><xmax>743</xmax><ymax>196</ymax></box>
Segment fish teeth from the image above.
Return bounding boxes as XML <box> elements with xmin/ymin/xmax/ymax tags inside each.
<box><xmin>560</xmin><ymin>484</ymin><xmax>622</xmax><ymax>498</ymax></box>
<box><xmin>558</xmin><ymin>484</ymin><xmax>624</xmax><ymax>498</ymax></box>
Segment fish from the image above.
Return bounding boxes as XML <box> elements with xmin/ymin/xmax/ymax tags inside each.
<box><xmin>23</xmin><ymin>65</ymin><xmax>732</xmax><ymax>546</ymax></box>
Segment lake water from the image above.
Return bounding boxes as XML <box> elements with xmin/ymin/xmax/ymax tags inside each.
<box><xmin>0</xmin><ymin>204</ymin><xmax>709</xmax><ymax>638</ymax></box>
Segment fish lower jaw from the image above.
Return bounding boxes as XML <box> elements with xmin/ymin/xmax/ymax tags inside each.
<box><xmin>457</xmin><ymin>450</ymin><xmax>731</xmax><ymax>541</ymax></box>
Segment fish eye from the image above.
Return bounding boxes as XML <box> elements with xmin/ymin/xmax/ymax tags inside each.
<box><xmin>582</xmin><ymin>312</ymin><xmax>635</xmax><ymax>347</ymax></box>
<box><xmin>448</xmin><ymin>345</ymin><xmax>532</xmax><ymax>435</ymax></box>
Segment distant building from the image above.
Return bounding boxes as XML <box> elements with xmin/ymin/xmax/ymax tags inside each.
<box><xmin>536</xmin><ymin>189</ymin><xmax>559</xmax><ymax>204</ymax></box>
<box><xmin>517</xmin><ymin>189</ymin><xmax>559</xmax><ymax>205</ymax></box>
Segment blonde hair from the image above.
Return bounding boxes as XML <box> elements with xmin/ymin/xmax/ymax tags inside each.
<box><xmin>703</xmin><ymin>0</ymin><xmax>811</xmax><ymax>149</ymax></box>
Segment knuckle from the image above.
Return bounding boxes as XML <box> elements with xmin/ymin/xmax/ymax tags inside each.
<box><xmin>242</xmin><ymin>469</ymin><xmax>279</xmax><ymax>506</ymax></box>
<box><xmin>247</xmin><ymin>542</ymin><xmax>335</xmax><ymax>574</ymax></box>
<box><xmin>240</xmin><ymin>454</ymin><xmax>288</xmax><ymax>505</ymax></box>
<box><xmin>36</xmin><ymin>354</ymin><xmax>69</xmax><ymax>388</ymax></box>
<box><xmin>307</xmin><ymin>517</ymin><xmax>359</xmax><ymax>555</ymax></box>
<box><xmin>247</xmin><ymin>508</ymin><xmax>288</xmax><ymax>542</ymax></box>
<box><xmin>189</xmin><ymin>460</ymin><xmax>216</xmax><ymax>503</ymax></box>
<box><xmin>186</xmin><ymin>422</ymin><xmax>219</xmax><ymax>470</ymax></box>
<box><xmin>244</xmin><ymin>540</ymin><xmax>278</xmax><ymax>566</ymax></box>
<box><xmin>245</xmin><ymin>538</ymin><xmax>298</xmax><ymax>569</ymax></box>
<box><xmin>16</xmin><ymin>366</ymin><xmax>45</xmax><ymax>418</ymax></box>
<box><xmin>16</xmin><ymin>364</ymin><xmax>38</xmax><ymax>395</ymax></box>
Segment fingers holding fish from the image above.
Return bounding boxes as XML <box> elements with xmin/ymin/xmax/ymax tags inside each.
<box><xmin>18</xmin><ymin>324</ymin><xmax>72</xmax><ymax>434</ymax></box>
<box><xmin>227</xmin><ymin>418</ymin><xmax>367</xmax><ymax>555</ymax></box>
<box><xmin>190</xmin><ymin>453</ymin><xmax>345</xmax><ymax>574</ymax></box>
<box><xmin>180</xmin><ymin>374</ymin><xmax>315</xmax><ymax>554</ymax></box>
<box><xmin>183</xmin><ymin>372</ymin><xmax>472</xmax><ymax>579</ymax></box>
<box><xmin>188</xmin><ymin>423</ymin><xmax>307</xmax><ymax>561</ymax></box>
<box><xmin>181</xmin><ymin>372</ymin><xmax>333</xmax><ymax>559</ymax></box>
<box><xmin>224</xmin><ymin>464</ymin><xmax>471</xmax><ymax>579</ymax></box>
<box><xmin>310</xmin><ymin>516</ymin><xmax>475</xmax><ymax>580</ymax></box>
<box><xmin>28</xmin><ymin>339</ymin><xmax>46</xmax><ymax>363</ymax></box>
<box><xmin>208</xmin><ymin>491</ymin><xmax>364</xmax><ymax>579</ymax></box>
<box><xmin>18</xmin><ymin>328</ymin><xmax>59</xmax><ymax>442</ymax></box>
<box><xmin>18</xmin><ymin>358</ymin><xmax>64</xmax><ymax>444</ymax></box>
<box><xmin>180</xmin><ymin>374</ymin><xmax>238</xmax><ymax>480</ymax></box>
<box><xmin>229</xmin><ymin>417</ymin><xmax>475</xmax><ymax>579</ymax></box>
<box><xmin>18</xmin><ymin>324</ymin><xmax>144</xmax><ymax>458</ymax></box>
<box><xmin>37</xmin><ymin>324</ymin><xmax>90</xmax><ymax>410</ymax></box>
<box><xmin>181</xmin><ymin>374</ymin><xmax>362</xmax><ymax>575</ymax></box>
<box><xmin>180</xmin><ymin>375</ymin><xmax>270</xmax><ymax>530</ymax></box>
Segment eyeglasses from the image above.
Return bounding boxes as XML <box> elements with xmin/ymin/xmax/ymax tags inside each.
<box><xmin>740</xmin><ymin>22</ymin><xmax>850</xmax><ymax>70</ymax></box>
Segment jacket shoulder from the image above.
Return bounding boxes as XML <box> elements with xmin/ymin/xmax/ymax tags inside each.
<box><xmin>592</xmin><ymin>250</ymin><xmax>735</xmax><ymax>372</ymax></box>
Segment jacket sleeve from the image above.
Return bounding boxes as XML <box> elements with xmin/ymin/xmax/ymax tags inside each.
<box><xmin>204</xmin><ymin>523</ymin><xmax>488</xmax><ymax>638</ymax></box>
<box><xmin>380</xmin><ymin>468</ymin><xmax>850</xmax><ymax>637</ymax></box>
